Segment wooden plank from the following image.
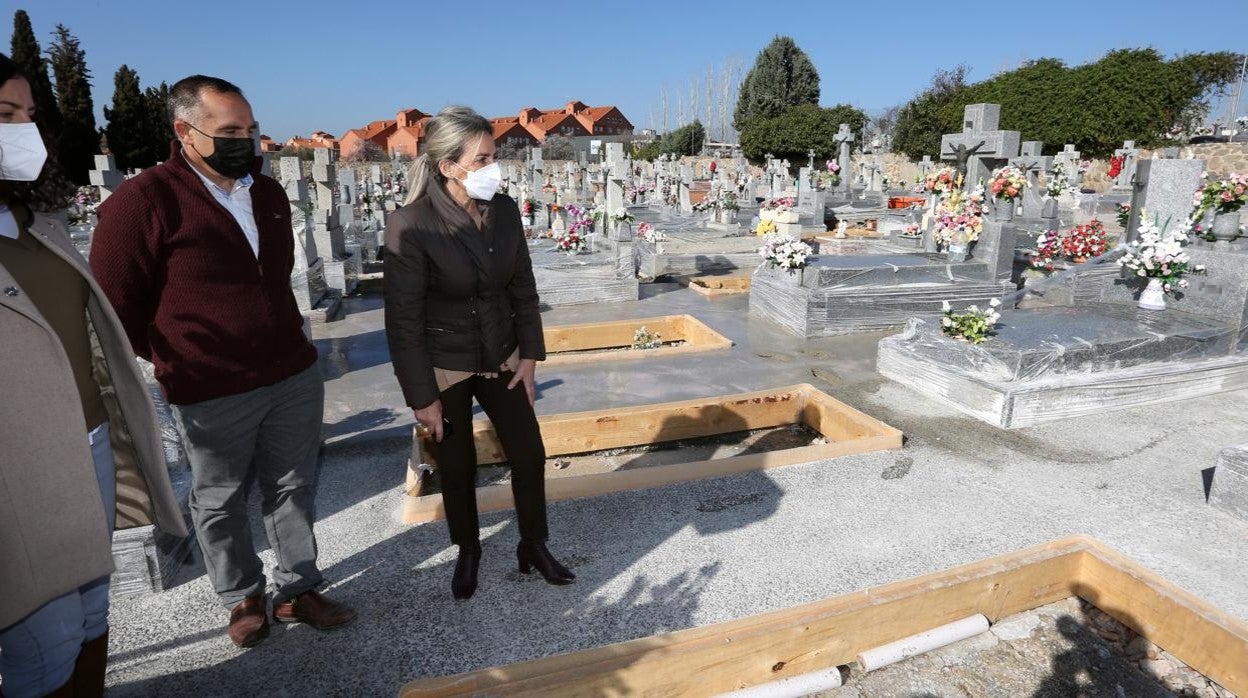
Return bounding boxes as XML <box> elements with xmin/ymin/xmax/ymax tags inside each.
<box><xmin>1075</xmin><ymin>540</ymin><xmax>1248</xmax><ymax>693</ymax></box>
<box><xmin>399</xmin><ymin>538</ymin><xmax>1090</xmax><ymax>697</ymax></box>
<box><xmin>403</xmin><ymin>384</ymin><xmax>902</xmax><ymax>524</ymax></box>
<box><xmin>399</xmin><ymin>535</ymin><xmax>1248</xmax><ymax>696</ymax></box>
<box><xmin>542</xmin><ymin>314</ymin><xmax>733</xmax><ymax>367</ymax></box>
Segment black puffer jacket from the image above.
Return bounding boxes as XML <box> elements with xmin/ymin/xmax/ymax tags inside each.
<box><xmin>383</xmin><ymin>180</ymin><xmax>545</xmax><ymax>409</ymax></box>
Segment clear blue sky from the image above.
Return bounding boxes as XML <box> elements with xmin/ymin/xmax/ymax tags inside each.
<box><xmin>9</xmin><ymin>0</ymin><xmax>1248</xmax><ymax>142</ymax></box>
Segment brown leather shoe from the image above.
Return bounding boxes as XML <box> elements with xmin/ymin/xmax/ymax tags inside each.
<box><xmin>273</xmin><ymin>590</ymin><xmax>356</xmax><ymax>631</ymax></box>
<box><xmin>227</xmin><ymin>596</ymin><xmax>270</xmax><ymax>648</ymax></box>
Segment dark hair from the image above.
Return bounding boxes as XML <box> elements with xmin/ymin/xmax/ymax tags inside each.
<box><xmin>0</xmin><ymin>52</ymin><xmax>73</xmax><ymax>211</ymax></box>
<box><xmin>168</xmin><ymin>75</ymin><xmax>245</xmax><ymax>125</ymax></box>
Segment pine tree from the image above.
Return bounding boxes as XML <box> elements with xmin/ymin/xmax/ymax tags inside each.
<box><xmin>47</xmin><ymin>24</ymin><xmax>97</xmax><ymax>184</ymax></box>
<box><xmin>144</xmin><ymin>81</ymin><xmax>173</xmax><ymax>161</ymax></box>
<box><xmin>104</xmin><ymin>65</ymin><xmax>156</xmax><ymax>169</ymax></box>
<box><xmin>732</xmin><ymin>36</ymin><xmax>820</xmax><ymax>132</ymax></box>
<box><xmin>9</xmin><ymin>10</ymin><xmax>62</xmax><ymax>137</ymax></box>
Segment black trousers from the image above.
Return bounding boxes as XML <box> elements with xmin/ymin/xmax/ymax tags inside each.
<box><xmin>431</xmin><ymin>371</ymin><xmax>548</xmax><ymax>547</ymax></box>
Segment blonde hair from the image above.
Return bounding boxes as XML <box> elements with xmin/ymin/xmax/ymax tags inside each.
<box><xmin>404</xmin><ymin>105</ymin><xmax>493</xmax><ymax>205</ymax></box>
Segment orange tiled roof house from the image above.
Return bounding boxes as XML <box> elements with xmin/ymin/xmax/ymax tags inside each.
<box><xmin>335</xmin><ymin>101</ymin><xmax>633</xmax><ymax>160</ymax></box>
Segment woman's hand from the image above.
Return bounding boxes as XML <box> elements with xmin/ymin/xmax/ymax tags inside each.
<box><xmin>507</xmin><ymin>359</ymin><xmax>538</xmax><ymax>407</ymax></box>
<box><xmin>414</xmin><ymin>400</ymin><xmax>445</xmax><ymax>442</ymax></box>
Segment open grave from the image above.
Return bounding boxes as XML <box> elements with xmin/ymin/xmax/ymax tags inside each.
<box><xmin>401</xmin><ymin>384</ymin><xmax>901</xmax><ymax>524</ymax></box>
<box><xmin>398</xmin><ymin>536</ymin><xmax>1247</xmax><ymax>697</ymax></box>
<box><xmin>541</xmin><ymin>314</ymin><xmax>732</xmax><ymax>366</ymax></box>
<box><xmin>686</xmin><ymin>275</ymin><xmax>752</xmax><ymax>297</ymax></box>
<box><xmin>878</xmin><ymin>159</ymin><xmax>1248</xmax><ymax>428</ymax></box>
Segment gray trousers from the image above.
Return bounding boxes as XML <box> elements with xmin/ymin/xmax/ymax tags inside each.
<box><xmin>171</xmin><ymin>364</ymin><xmax>324</xmax><ymax>607</ymax></box>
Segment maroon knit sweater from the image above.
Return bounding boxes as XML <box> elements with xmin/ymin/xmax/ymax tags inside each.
<box><xmin>90</xmin><ymin>143</ymin><xmax>316</xmax><ymax>405</ymax></box>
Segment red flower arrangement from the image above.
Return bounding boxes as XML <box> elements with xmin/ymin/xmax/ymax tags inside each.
<box><xmin>1107</xmin><ymin>155</ymin><xmax>1125</xmax><ymax>180</ymax></box>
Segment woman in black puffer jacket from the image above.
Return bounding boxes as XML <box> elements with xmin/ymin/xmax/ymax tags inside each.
<box><xmin>384</xmin><ymin>106</ymin><xmax>574</xmax><ymax>601</ymax></box>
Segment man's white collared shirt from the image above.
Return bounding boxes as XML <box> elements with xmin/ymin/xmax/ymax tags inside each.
<box><xmin>184</xmin><ymin>154</ymin><xmax>260</xmax><ymax>258</ymax></box>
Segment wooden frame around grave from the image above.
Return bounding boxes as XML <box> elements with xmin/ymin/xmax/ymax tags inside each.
<box><xmin>402</xmin><ymin>383</ymin><xmax>902</xmax><ymax>525</ymax></box>
<box><xmin>541</xmin><ymin>314</ymin><xmax>733</xmax><ymax>367</ymax></box>
<box><xmin>399</xmin><ymin>535</ymin><xmax>1248</xmax><ymax>696</ymax></box>
<box><xmin>685</xmin><ymin>276</ymin><xmax>752</xmax><ymax>297</ymax></box>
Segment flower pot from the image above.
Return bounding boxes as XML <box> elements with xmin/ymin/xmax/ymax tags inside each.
<box><xmin>1041</xmin><ymin>198</ymin><xmax>1058</xmax><ymax>219</ymax></box>
<box><xmin>990</xmin><ymin>200</ymin><xmax>1015</xmax><ymax>222</ymax></box>
<box><xmin>1138</xmin><ymin>277</ymin><xmax>1167</xmax><ymax>311</ymax></box>
<box><xmin>1212</xmin><ymin>211</ymin><xmax>1241</xmax><ymax>242</ymax></box>
<box><xmin>611</xmin><ymin>221</ymin><xmax>633</xmax><ymax>242</ymax></box>
<box><xmin>946</xmin><ymin>243</ymin><xmax>969</xmax><ymax>263</ymax></box>
<box><xmin>522</xmin><ymin>214</ymin><xmax>535</xmax><ymax>228</ymax></box>
<box><xmin>924</xmin><ymin>231</ymin><xmax>940</xmax><ymax>253</ymax></box>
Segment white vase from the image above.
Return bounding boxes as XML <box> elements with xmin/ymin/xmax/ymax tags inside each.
<box><xmin>1138</xmin><ymin>277</ymin><xmax>1166</xmax><ymax>310</ymax></box>
<box><xmin>1212</xmin><ymin>211</ymin><xmax>1241</xmax><ymax>242</ymax></box>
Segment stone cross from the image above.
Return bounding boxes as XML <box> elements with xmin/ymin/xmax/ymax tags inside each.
<box><xmin>1111</xmin><ymin>140</ymin><xmax>1139</xmax><ymax>191</ymax></box>
<box><xmin>89</xmin><ymin>155</ymin><xmax>124</xmax><ymax>202</ymax></box>
<box><xmin>1053</xmin><ymin>144</ymin><xmax>1083</xmax><ymax>188</ymax></box>
<box><xmin>833</xmin><ymin>124</ymin><xmax>855</xmax><ymax>194</ymax></box>
<box><xmin>939</xmin><ymin>103</ymin><xmax>1020</xmax><ymax>190</ymax></box>
<box><xmin>919</xmin><ymin>155</ymin><xmax>933</xmax><ymax>178</ymax></box>
<box><xmin>807</xmin><ymin>149</ymin><xmax>816</xmax><ymax>171</ymax></box>
<box><xmin>1009</xmin><ymin>141</ymin><xmax>1053</xmax><ymax>218</ymax></box>
<box><xmin>279</xmin><ymin>156</ymin><xmax>326</xmax><ymax>313</ymax></box>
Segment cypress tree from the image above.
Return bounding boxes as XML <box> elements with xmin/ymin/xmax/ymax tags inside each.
<box><xmin>732</xmin><ymin>36</ymin><xmax>820</xmax><ymax>132</ymax></box>
<box><xmin>47</xmin><ymin>24</ymin><xmax>97</xmax><ymax>184</ymax></box>
<box><xmin>144</xmin><ymin>81</ymin><xmax>173</xmax><ymax>161</ymax></box>
<box><xmin>9</xmin><ymin>10</ymin><xmax>61</xmax><ymax>137</ymax></box>
<box><xmin>104</xmin><ymin>65</ymin><xmax>155</xmax><ymax>169</ymax></box>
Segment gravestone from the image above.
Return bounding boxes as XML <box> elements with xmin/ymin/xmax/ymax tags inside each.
<box><xmin>1124</xmin><ymin>158</ymin><xmax>1205</xmax><ymax>243</ymax></box>
<box><xmin>940</xmin><ymin>104</ymin><xmax>1021</xmax><ymax>189</ymax></box>
<box><xmin>278</xmin><ymin>156</ymin><xmax>329</xmax><ymax>318</ymax></box>
<box><xmin>1009</xmin><ymin>141</ymin><xmax>1053</xmax><ymax>219</ymax></box>
<box><xmin>679</xmin><ymin>164</ymin><xmax>694</xmax><ymax>214</ymax></box>
<box><xmin>311</xmin><ymin>149</ymin><xmax>358</xmax><ymax>294</ymax></box>
<box><xmin>919</xmin><ymin>155</ymin><xmax>934</xmax><ymax>179</ymax></box>
<box><xmin>89</xmin><ymin>154</ymin><xmax>124</xmax><ymax>202</ymax></box>
<box><xmin>338</xmin><ymin>168</ymin><xmax>358</xmax><ymax>208</ymax></box>
<box><xmin>834</xmin><ymin>124</ymin><xmax>855</xmax><ymax>196</ymax></box>
<box><xmin>1112</xmin><ymin>140</ymin><xmax>1139</xmax><ymax>192</ymax></box>
<box><xmin>1053</xmin><ymin>144</ymin><xmax>1082</xmax><ymax>186</ymax></box>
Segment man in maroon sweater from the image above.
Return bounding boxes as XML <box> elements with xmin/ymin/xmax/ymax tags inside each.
<box><xmin>90</xmin><ymin>75</ymin><xmax>355</xmax><ymax>648</ymax></box>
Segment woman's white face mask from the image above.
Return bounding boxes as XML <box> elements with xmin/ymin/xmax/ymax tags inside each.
<box><xmin>453</xmin><ymin>161</ymin><xmax>501</xmax><ymax>201</ymax></box>
<box><xmin>0</xmin><ymin>122</ymin><xmax>47</xmax><ymax>181</ymax></box>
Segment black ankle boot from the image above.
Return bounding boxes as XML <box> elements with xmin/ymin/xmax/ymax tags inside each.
<box><xmin>517</xmin><ymin>540</ymin><xmax>575</xmax><ymax>585</ymax></box>
<box><xmin>452</xmin><ymin>542</ymin><xmax>481</xmax><ymax>600</ymax></box>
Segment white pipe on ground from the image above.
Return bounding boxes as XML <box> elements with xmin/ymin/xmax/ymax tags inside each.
<box><xmin>714</xmin><ymin>666</ymin><xmax>844</xmax><ymax>698</ymax></box>
<box><xmin>856</xmin><ymin>613</ymin><xmax>990</xmax><ymax>672</ymax></box>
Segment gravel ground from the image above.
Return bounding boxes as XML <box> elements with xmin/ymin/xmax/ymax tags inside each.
<box><xmin>102</xmin><ymin>283</ymin><xmax>1248</xmax><ymax>696</ymax></box>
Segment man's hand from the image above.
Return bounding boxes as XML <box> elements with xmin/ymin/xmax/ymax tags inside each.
<box><xmin>507</xmin><ymin>359</ymin><xmax>538</xmax><ymax>407</ymax></box>
<box><xmin>414</xmin><ymin>400</ymin><xmax>444</xmax><ymax>442</ymax></box>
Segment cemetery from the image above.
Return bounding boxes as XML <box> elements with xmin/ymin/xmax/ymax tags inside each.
<box><xmin>12</xmin><ymin>10</ymin><xmax>1248</xmax><ymax>696</ymax></box>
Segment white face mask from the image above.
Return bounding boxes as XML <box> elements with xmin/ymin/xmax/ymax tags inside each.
<box><xmin>454</xmin><ymin>161</ymin><xmax>501</xmax><ymax>201</ymax></box>
<box><xmin>0</xmin><ymin>122</ymin><xmax>48</xmax><ymax>181</ymax></box>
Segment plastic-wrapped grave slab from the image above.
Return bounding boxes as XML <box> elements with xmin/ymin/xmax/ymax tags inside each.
<box><xmin>749</xmin><ymin>253</ymin><xmax>1008</xmax><ymax>337</ymax></box>
<box><xmin>1210</xmin><ymin>442</ymin><xmax>1248</xmax><ymax>522</ymax></box>
<box><xmin>542</xmin><ymin>314</ymin><xmax>732</xmax><ymax>366</ymax></box>
<box><xmin>878</xmin><ymin>244</ymin><xmax>1248</xmax><ymax>428</ymax></box>
<box><xmin>400</xmin><ymin>384</ymin><xmax>901</xmax><ymax>524</ymax></box>
<box><xmin>528</xmin><ymin>239</ymin><xmax>639</xmax><ymax>307</ymax></box>
<box><xmin>398</xmin><ymin>536</ymin><xmax>1248</xmax><ymax>697</ymax></box>
<box><xmin>634</xmin><ymin>231</ymin><xmax>767</xmax><ymax>282</ymax></box>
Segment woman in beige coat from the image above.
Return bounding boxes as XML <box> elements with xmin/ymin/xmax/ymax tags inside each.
<box><xmin>0</xmin><ymin>54</ymin><xmax>186</xmax><ymax>697</ymax></box>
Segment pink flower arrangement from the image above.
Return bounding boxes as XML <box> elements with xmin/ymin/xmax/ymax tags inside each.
<box><xmin>923</xmin><ymin>166</ymin><xmax>959</xmax><ymax>197</ymax></box>
<box><xmin>1191</xmin><ymin>172</ymin><xmax>1248</xmax><ymax>219</ymax></box>
<box><xmin>987</xmin><ymin>166</ymin><xmax>1027</xmax><ymax>201</ymax></box>
<box><xmin>762</xmin><ymin>197</ymin><xmax>797</xmax><ymax>212</ymax></box>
